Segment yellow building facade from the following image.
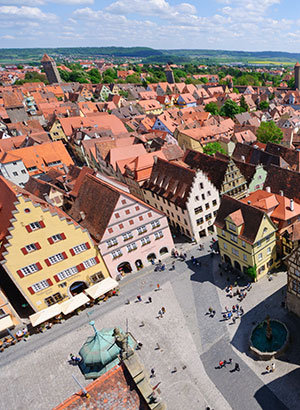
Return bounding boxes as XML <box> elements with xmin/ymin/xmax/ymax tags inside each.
<box><xmin>215</xmin><ymin>196</ymin><xmax>277</xmax><ymax>280</ymax></box>
<box><xmin>49</xmin><ymin>119</ymin><xmax>68</xmax><ymax>141</ymax></box>
<box><xmin>1</xmin><ymin>189</ymin><xmax>110</xmax><ymax>312</ymax></box>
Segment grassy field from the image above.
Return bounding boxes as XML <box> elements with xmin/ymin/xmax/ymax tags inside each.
<box><xmin>249</xmin><ymin>60</ymin><xmax>295</xmax><ymax>66</ymax></box>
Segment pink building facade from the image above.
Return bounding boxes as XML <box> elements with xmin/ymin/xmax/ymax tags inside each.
<box><xmin>98</xmin><ymin>192</ymin><xmax>174</xmax><ymax>278</ymax></box>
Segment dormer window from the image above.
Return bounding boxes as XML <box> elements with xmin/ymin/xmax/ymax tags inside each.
<box><xmin>228</xmin><ymin>223</ymin><xmax>236</xmax><ymax>232</ymax></box>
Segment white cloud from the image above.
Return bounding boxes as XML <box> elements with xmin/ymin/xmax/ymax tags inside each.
<box><xmin>51</xmin><ymin>0</ymin><xmax>94</xmax><ymax>4</ymax></box>
<box><xmin>1</xmin><ymin>34</ymin><xmax>15</xmax><ymax>39</ymax></box>
<box><xmin>0</xmin><ymin>6</ymin><xmax>57</xmax><ymax>21</ymax></box>
<box><xmin>0</xmin><ymin>0</ymin><xmax>45</xmax><ymax>4</ymax></box>
<box><xmin>106</xmin><ymin>0</ymin><xmax>196</xmax><ymax>17</ymax></box>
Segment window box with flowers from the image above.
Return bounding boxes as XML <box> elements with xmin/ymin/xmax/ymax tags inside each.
<box><xmin>112</xmin><ymin>250</ymin><xmax>123</xmax><ymax>259</ymax></box>
<box><xmin>141</xmin><ymin>237</ymin><xmax>151</xmax><ymax>246</ymax></box>
<box><xmin>122</xmin><ymin>232</ymin><xmax>133</xmax><ymax>241</ymax></box>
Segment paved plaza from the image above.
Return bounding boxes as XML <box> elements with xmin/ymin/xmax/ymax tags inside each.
<box><xmin>0</xmin><ymin>237</ymin><xmax>300</xmax><ymax>409</ymax></box>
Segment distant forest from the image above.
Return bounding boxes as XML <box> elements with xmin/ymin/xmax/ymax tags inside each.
<box><xmin>0</xmin><ymin>46</ymin><xmax>299</xmax><ymax>65</ymax></box>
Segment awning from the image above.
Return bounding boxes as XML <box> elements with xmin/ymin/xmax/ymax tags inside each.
<box><xmin>29</xmin><ymin>304</ymin><xmax>62</xmax><ymax>327</ymax></box>
<box><xmin>0</xmin><ymin>315</ymin><xmax>14</xmax><ymax>332</ymax></box>
<box><xmin>60</xmin><ymin>293</ymin><xmax>90</xmax><ymax>315</ymax></box>
<box><xmin>85</xmin><ymin>278</ymin><xmax>119</xmax><ymax>300</ymax></box>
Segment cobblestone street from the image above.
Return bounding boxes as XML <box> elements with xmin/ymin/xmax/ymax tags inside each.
<box><xmin>0</xmin><ymin>238</ymin><xmax>299</xmax><ymax>410</ymax></box>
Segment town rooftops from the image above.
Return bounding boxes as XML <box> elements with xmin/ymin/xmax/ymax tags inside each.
<box><xmin>264</xmin><ymin>164</ymin><xmax>300</xmax><ymax>205</ymax></box>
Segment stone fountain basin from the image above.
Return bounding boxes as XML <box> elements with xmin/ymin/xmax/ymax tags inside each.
<box><xmin>249</xmin><ymin>319</ymin><xmax>289</xmax><ymax>361</ymax></box>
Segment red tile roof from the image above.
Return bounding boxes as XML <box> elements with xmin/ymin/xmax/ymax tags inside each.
<box><xmin>53</xmin><ymin>365</ymin><xmax>148</xmax><ymax>410</ymax></box>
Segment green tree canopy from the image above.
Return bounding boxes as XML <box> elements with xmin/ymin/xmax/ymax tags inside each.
<box><xmin>239</xmin><ymin>95</ymin><xmax>248</xmax><ymax>112</ymax></box>
<box><xmin>205</xmin><ymin>101</ymin><xmax>219</xmax><ymax>115</ymax></box>
<box><xmin>203</xmin><ymin>142</ymin><xmax>226</xmax><ymax>156</ymax></box>
<box><xmin>259</xmin><ymin>100</ymin><xmax>269</xmax><ymax>110</ymax></box>
<box><xmin>220</xmin><ymin>99</ymin><xmax>241</xmax><ymax>119</ymax></box>
<box><xmin>256</xmin><ymin>121</ymin><xmax>283</xmax><ymax>144</ymax></box>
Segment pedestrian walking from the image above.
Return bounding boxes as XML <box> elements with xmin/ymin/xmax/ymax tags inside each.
<box><xmin>172</xmin><ymin>367</ymin><xmax>177</xmax><ymax>373</ymax></box>
<box><xmin>155</xmin><ymin>343</ymin><xmax>160</xmax><ymax>350</ymax></box>
<box><xmin>171</xmin><ymin>261</ymin><xmax>175</xmax><ymax>270</ymax></box>
<box><xmin>148</xmin><ymin>296</ymin><xmax>152</xmax><ymax>303</ymax></box>
<box><xmin>271</xmin><ymin>363</ymin><xmax>275</xmax><ymax>372</ymax></box>
<box><xmin>266</xmin><ymin>365</ymin><xmax>270</xmax><ymax>373</ymax></box>
<box><xmin>126</xmin><ymin>299</ymin><xmax>130</xmax><ymax>305</ymax></box>
<box><xmin>150</xmin><ymin>368</ymin><xmax>155</xmax><ymax>378</ymax></box>
<box><xmin>208</xmin><ymin>307</ymin><xmax>213</xmax><ymax>314</ymax></box>
<box><xmin>234</xmin><ymin>363</ymin><xmax>240</xmax><ymax>372</ymax></box>
<box><xmin>212</xmin><ymin>310</ymin><xmax>216</xmax><ymax>317</ymax></box>
<box><xmin>137</xmin><ymin>295</ymin><xmax>142</xmax><ymax>302</ymax></box>
<box><xmin>156</xmin><ymin>284</ymin><xmax>160</xmax><ymax>291</ymax></box>
<box><xmin>140</xmin><ymin>321</ymin><xmax>145</xmax><ymax>327</ymax></box>
<box><xmin>161</xmin><ymin>306</ymin><xmax>166</xmax><ymax>314</ymax></box>
<box><xmin>240</xmin><ymin>307</ymin><xmax>244</xmax><ymax>315</ymax></box>
<box><xmin>158</xmin><ymin>309</ymin><xmax>163</xmax><ymax>318</ymax></box>
<box><xmin>228</xmin><ymin>358</ymin><xmax>232</xmax><ymax>364</ymax></box>
<box><xmin>219</xmin><ymin>360</ymin><xmax>224</xmax><ymax>368</ymax></box>
<box><xmin>232</xmin><ymin>317</ymin><xmax>236</xmax><ymax>324</ymax></box>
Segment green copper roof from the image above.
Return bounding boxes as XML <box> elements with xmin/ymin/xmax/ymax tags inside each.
<box><xmin>79</xmin><ymin>321</ymin><xmax>121</xmax><ymax>367</ymax></box>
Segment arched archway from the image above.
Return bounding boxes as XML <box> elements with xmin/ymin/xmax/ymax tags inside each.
<box><xmin>224</xmin><ymin>255</ymin><xmax>232</xmax><ymax>266</ymax></box>
<box><xmin>135</xmin><ymin>259</ymin><xmax>143</xmax><ymax>270</ymax></box>
<box><xmin>147</xmin><ymin>253</ymin><xmax>156</xmax><ymax>262</ymax></box>
<box><xmin>159</xmin><ymin>247</ymin><xmax>168</xmax><ymax>256</ymax></box>
<box><xmin>117</xmin><ymin>262</ymin><xmax>132</xmax><ymax>275</ymax></box>
<box><xmin>234</xmin><ymin>261</ymin><xmax>241</xmax><ymax>271</ymax></box>
<box><xmin>69</xmin><ymin>281</ymin><xmax>88</xmax><ymax>296</ymax></box>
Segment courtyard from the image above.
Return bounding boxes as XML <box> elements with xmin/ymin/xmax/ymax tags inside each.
<box><xmin>0</xmin><ymin>237</ymin><xmax>299</xmax><ymax>410</ymax></box>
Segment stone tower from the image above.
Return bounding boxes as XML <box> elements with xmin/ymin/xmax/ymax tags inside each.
<box><xmin>41</xmin><ymin>53</ymin><xmax>62</xmax><ymax>84</ymax></box>
<box><xmin>165</xmin><ymin>64</ymin><xmax>175</xmax><ymax>84</ymax></box>
<box><xmin>294</xmin><ymin>62</ymin><xmax>300</xmax><ymax>90</ymax></box>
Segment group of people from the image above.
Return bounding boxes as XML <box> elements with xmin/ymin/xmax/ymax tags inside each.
<box><xmin>223</xmin><ymin>305</ymin><xmax>244</xmax><ymax>322</ymax></box>
<box><xmin>171</xmin><ymin>249</ymin><xmax>187</xmax><ymax>261</ymax></box>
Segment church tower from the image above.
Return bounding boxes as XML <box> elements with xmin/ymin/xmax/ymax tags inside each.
<box><xmin>41</xmin><ymin>53</ymin><xmax>62</xmax><ymax>84</ymax></box>
<box><xmin>294</xmin><ymin>62</ymin><xmax>300</xmax><ymax>90</ymax></box>
<box><xmin>165</xmin><ymin>64</ymin><xmax>175</xmax><ymax>84</ymax></box>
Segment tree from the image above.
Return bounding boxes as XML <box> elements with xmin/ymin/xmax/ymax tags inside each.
<box><xmin>220</xmin><ymin>99</ymin><xmax>241</xmax><ymax>119</ymax></box>
<box><xmin>247</xmin><ymin>265</ymin><xmax>257</xmax><ymax>282</ymax></box>
<box><xmin>205</xmin><ymin>102</ymin><xmax>219</xmax><ymax>115</ymax></box>
<box><xmin>256</xmin><ymin>121</ymin><xmax>283</xmax><ymax>144</ymax></box>
<box><xmin>239</xmin><ymin>95</ymin><xmax>248</xmax><ymax>112</ymax></box>
<box><xmin>259</xmin><ymin>100</ymin><xmax>269</xmax><ymax>110</ymax></box>
<box><xmin>203</xmin><ymin>142</ymin><xmax>226</xmax><ymax>156</ymax></box>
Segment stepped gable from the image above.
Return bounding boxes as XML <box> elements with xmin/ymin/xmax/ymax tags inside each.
<box><xmin>215</xmin><ymin>195</ymin><xmax>265</xmax><ymax>244</ymax></box>
<box><xmin>264</xmin><ymin>164</ymin><xmax>300</xmax><ymax>204</ymax></box>
<box><xmin>143</xmin><ymin>157</ymin><xmax>195</xmax><ymax>209</ymax></box>
<box><xmin>183</xmin><ymin>149</ymin><xmax>228</xmax><ymax>191</ymax></box>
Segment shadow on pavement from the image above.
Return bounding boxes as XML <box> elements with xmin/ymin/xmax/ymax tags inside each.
<box><xmin>230</xmin><ymin>284</ymin><xmax>300</xmax><ymax>366</ymax></box>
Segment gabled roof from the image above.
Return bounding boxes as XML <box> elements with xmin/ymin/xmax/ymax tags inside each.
<box><xmin>183</xmin><ymin>150</ymin><xmax>229</xmax><ymax>191</ymax></box>
<box><xmin>143</xmin><ymin>157</ymin><xmax>195</xmax><ymax>208</ymax></box>
<box><xmin>215</xmin><ymin>195</ymin><xmax>267</xmax><ymax>244</ymax></box>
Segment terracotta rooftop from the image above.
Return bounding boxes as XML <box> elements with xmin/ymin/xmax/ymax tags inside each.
<box><xmin>241</xmin><ymin>189</ymin><xmax>300</xmax><ymax>223</ymax></box>
<box><xmin>41</xmin><ymin>53</ymin><xmax>53</xmax><ymax>62</ymax></box>
<box><xmin>53</xmin><ymin>364</ymin><xmax>148</xmax><ymax>410</ymax></box>
<box><xmin>228</xmin><ymin>209</ymin><xmax>244</xmax><ymax>227</ymax></box>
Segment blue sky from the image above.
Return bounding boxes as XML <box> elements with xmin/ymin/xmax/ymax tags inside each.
<box><xmin>0</xmin><ymin>0</ymin><xmax>300</xmax><ymax>52</ymax></box>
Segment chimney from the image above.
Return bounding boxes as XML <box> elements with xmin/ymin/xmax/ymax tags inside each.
<box><xmin>247</xmin><ymin>200</ymin><xmax>251</xmax><ymax>204</ymax></box>
<box><xmin>153</xmin><ymin>155</ymin><xmax>158</xmax><ymax>164</ymax></box>
<box><xmin>280</xmin><ymin>190</ymin><xmax>284</xmax><ymax>196</ymax></box>
<box><xmin>241</xmin><ymin>155</ymin><xmax>245</xmax><ymax>162</ymax></box>
<box><xmin>266</xmin><ymin>186</ymin><xmax>271</xmax><ymax>193</ymax></box>
<box><xmin>290</xmin><ymin>199</ymin><xmax>294</xmax><ymax>212</ymax></box>
<box><xmin>80</xmin><ymin>211</ymin><xmax>86</xmax><ymax>220</ymax></box>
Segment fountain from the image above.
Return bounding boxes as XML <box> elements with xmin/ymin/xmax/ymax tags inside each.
<box><xmin>250</xmin><ymin>316</ymin><xmax>289</xmax><ymax>360</ymax></box>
